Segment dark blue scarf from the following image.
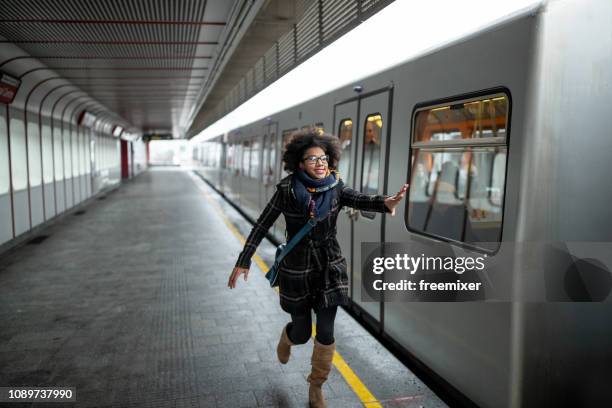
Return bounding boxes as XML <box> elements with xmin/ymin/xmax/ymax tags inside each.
<box><xmin>292</xmin><ymin>169</ymin><xmax>340</xmax><ymax>221</ymax></box>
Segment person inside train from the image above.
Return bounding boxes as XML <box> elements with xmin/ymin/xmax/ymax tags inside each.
<box><xmin>362</xmin><ymin>117</ymin><xmax>382</xmax><ymax>194</ymax></box>
<box><xmin>228</xmin><ymin>128</ymin><xmax>408</xmax><ymax>408</ymax></box>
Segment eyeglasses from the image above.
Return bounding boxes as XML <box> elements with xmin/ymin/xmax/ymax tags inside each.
<box><xmin>302</xmin><ymin>154</ymin><xmax>329</xmax><ymax>164</ymax></box>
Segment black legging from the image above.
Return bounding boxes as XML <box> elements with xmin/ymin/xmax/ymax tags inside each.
<box><xmin>286</xmin><ymin>305</ymin><xmax>338</xmax><ymax>346</ymax></box>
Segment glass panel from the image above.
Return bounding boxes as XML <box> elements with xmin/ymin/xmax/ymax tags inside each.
<box><xmin>361</xmin><ymin>114</ymin><xmax>382</xmax><ymax>194</ymax></box>
<box><xmin>337</xmin><ymin>119</ymin><xmax>352</xmax><ymax>183</ymax></box>
<box><xmin>54</xmin><ymin>127</ymin><xmax>63</xmax><ymax>180</ymax></box>
<box><xmin>10</xmin><ymin>119</ymin><xmax>27</xmax><ymax>191</ymax></box>
<box><xmin>0</xmin><ymin>115</ymin><xmax>9</xmax><ymax>194</ymax></box>
<box><xmin>414</xmin><ymin>94</ymin><xmax>508</xmax><ymax>144</ymax></box>
<box><xmin>86</xmin><ymin>131</ymin><xmax>92</xmax><ymax>174</ymax></box>
<box><xmin>79</xmin><ymin>132</ymin><xmax>86</xmax><ymax>175</ymax></box>
<box><xmin>71</xmin><ymin>129</ymin><xmax>79</xmax><ymax>177</ymax></box>
<box><xmin>408</xmin><ymin>147</ymin><xmax>506</xmax><ymax>251</ymax></box>
<box><xmin>63</xmin><ymin>129</ymin><xmax>71</xmax><ymax>179</ymax></box>
<box><xmin>28</xmin><ymin>122</ymin><xmax>42</xmax><ymax>187</ymax></box>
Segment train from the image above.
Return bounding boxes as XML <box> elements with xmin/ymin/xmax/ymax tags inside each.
<box><xmin>192</xmin><ymin>1</ymin><xmax>612</xmax><ymax>407</ymax></box>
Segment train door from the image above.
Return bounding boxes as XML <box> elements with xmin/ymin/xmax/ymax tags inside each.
<box><xmin>334</xmin><ymin>87</ymin><xmax>391</xmax><ymax>327</ymax></box>
<box><xmin>353</xmin><ymin>90</ymin><xmax>390</xmax><ymax>325</ymax></box>
<box><xmin>333</xmin><ymin>100</ymin><xmax>358</xmax><ymax>303</ymax></box>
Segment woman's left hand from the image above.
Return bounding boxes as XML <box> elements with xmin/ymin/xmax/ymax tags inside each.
<box><xmin>384</xmin><ymin>183</ymin><xmax>409</xmax><ymax>216</ymax></box>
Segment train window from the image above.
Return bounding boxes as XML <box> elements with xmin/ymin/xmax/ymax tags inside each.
<box><xmin>337</xmin><ymin>119</ymin><xmax>353</xmax><ymax>183</ymax></box>
<box><xmin>268</xmin><ymin>133</ymin><xmax>276</xmax><ymax>184</ymax></box>
<box><xmin>262</xmin><ymin>134</ymin><xmax>275</xmax><ymax>185</ymax></box>
<box><xmin>28</xmin><ymin>122</ymin><xmax>42</xmax><ymax>187</ymax></box>
<box><xmin>251</xmin><ymin>138</ymin><xmax>261</xmax><ymax>180</ymax></box>
<box><xmin>10</xmin><ymin>118</ymin><xmax>27</xmax><ymax>191</ymax></box>
<box><xmin>361</xmin><ymin>114</ymin><xmax>383</xmax><ymax>195</ymax></box>
<box><xmin>407</xmin><ymin>92</ymin><xmax>510</xmax><ymax>252</ymax></box>
<box><xmin>0</xmin><ymin>115</ymin><xmax>8</xmax><ymax>194</ymax></box>
<box><xmin>241</xmin><ymin>140</ymin><xmax>250</xmax><ymax>177</ymax></box>
<box><xmin>226</xmin><ymin>143</ymin><xmax>234</xmax><ymax>170</ymax></box>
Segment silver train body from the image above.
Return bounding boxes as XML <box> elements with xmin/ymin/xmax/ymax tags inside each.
<box><xmin>195</xmin><ymin>1</ymin><xmax>612</xmax><ymax>406</ymax></box>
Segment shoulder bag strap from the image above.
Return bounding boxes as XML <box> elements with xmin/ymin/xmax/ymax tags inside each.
<box><xmin>274</xmin><ymin>218</ymin><xmax>316</xmax><ymax>267</ymax></box>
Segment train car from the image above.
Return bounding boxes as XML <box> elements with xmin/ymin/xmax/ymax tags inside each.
<box><xmin>194</xmin><ymin>1</ymin><xmax>612</xmax><ymax>406</ymax></box>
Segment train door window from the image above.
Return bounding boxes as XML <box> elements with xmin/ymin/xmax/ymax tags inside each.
<box><xmin>251</xmin><ymin>137</ymin><xmax>261</xmax><ymax>180</ymax></box>
<box><xmin>268</xmin><ymin>133</ymin><xmax>276</xmax><ymax>184</ymax></box>
<box><xmin>337</xmin><ymin>119</ymin><xmax>353</xmax><ymax>183</ymax></box>
<box><xmin>407</xmin><ymin>92</ymin><xmax>510</xmax><ymax>252</ymax></box>
<box><xmin>361</xmin><ymin>114</ymin><xmax>383</xmax><ymax>195</ymax></box>
<box><xmin>281</xmin><ymin>129</ymin><xmax>296</xmax><ymax>178</ymax></box>
<box><xmin>262</xmin><ymin>135</ymin><xmax>269</xmax><ymax>182</ymax></box>
<box><xmin>234</xmin><ymin>143</ymin><xmax>241</xmax><ymax>174</ymax></box>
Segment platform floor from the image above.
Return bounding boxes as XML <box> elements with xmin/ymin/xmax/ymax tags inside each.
<box><xmin>0</xmin><ymin>168</ymin><xmax>447</xmax><ymax>408</ymax></box>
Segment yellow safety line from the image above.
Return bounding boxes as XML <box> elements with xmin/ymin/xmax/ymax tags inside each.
<box><xmin>192</xmin><ymin>174</ymin><xmax>381</xmax><ymax>407</ymax></box>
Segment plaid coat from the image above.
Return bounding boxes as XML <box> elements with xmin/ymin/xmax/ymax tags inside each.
<box><xmin>235</xmin><ymin>174</ymin><xmax>391</xmax><ymax>315</ymax></box>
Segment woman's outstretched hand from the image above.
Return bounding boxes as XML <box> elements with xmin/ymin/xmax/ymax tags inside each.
<box><xmin>228</xmin><ymin>266</ymin><xmax>249</xmax><ymax>289</ymax></box>
<box><xmin>384</xmin><ymin>183</ymin><xmax>409</xmax><ymax>216</ymax></box>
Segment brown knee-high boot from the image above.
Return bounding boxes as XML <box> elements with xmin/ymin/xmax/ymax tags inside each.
<box><xmin>276</xmin><ymin>323</ymin><xmax>294</xmax><ymax>364</ymax></box>
<box><xmin>307</xmin><ymin>337</ymin><xmax>335</xmax><ymax>408</ymax></box>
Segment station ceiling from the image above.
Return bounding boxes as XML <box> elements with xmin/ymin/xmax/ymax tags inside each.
<box><xmin>0</xmin><ymin>0</ymin><xmax>304</xmax><ymax>137</ymax></box>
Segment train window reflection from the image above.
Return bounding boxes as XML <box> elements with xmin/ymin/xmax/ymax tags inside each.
<box><xmin>409</xmin><ymin>147</ymin><xmax>507</xmax><ymax>248</ymax></box>
<box><xmin>337</xmin><ymin>119</ymin><xmax>352</xmax><ymax>183</ymax></box>
<box><xmin>361</xmin><ymin>114</ymin><xmax>382</xmax><ymax>195</ymax></box>
<box><xmin>408</xmin><ymin>92</ymin><xmax>510</xmax><ymax>252</ymax></box>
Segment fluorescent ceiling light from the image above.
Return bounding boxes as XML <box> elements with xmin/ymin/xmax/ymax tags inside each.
<box><xmin>191</xmin><ymin>0</ymin><xmax>542</xmax><ymax>144</ymax></box>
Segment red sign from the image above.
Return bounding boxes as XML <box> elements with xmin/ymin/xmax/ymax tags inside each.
<box><xmin>0</xmin><ymin>72</ymin><xmax>20</xmax><ymax>104</ymax></box>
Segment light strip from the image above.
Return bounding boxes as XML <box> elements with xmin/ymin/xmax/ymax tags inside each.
<box><xmin>190</xmin><ymin>0</ymin><xmax>541</xmax><ymax>144</ymax></box>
